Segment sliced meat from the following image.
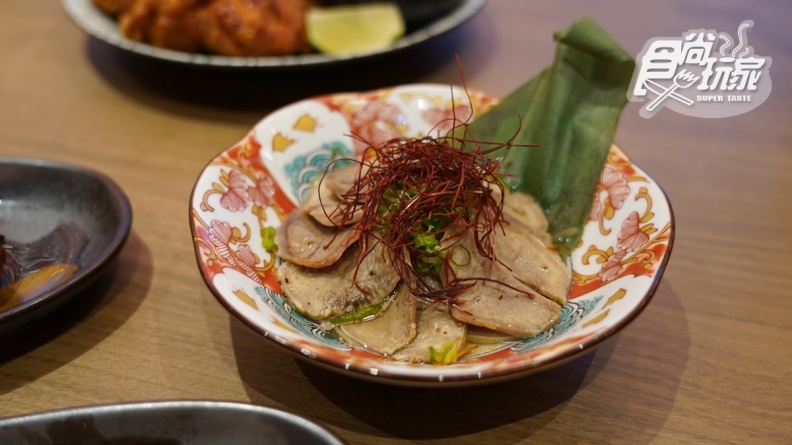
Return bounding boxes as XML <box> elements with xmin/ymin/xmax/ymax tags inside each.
<box><xmin>336</xmin><ymin>283</ymin><xmax>417</xmax><ymax>355</ymax></box>
<box><xmin>445</xmin><ymin>222</ymin><xmax>570</xmax><ymax>306</ymax></box>
<box><xmin>449</xmin><ymin>280</ymin><xmax>561</xmax><ymax>337</ymax></box>
<box><xmin>466</xmin><ymin>324</ymin><xmax>521</xmax><ymax>344</ymax></box>
<box><xmin>501</xmin><ymin>190</ymin><xmax>553</xmax><ymax>246</ymax></box>
<box><xmin>323</xmin><ymin>162</ymin><xmax>368</xmax><ymax>198</ymax></box>
<box><xmin>492</xmin><ymin>224</ymin><xmax>570</xmax><ymax>305</ymax></box>
<box><xmin>301</xmin><ymin>163</ymin><xmax>366</xmax><ymax>227</ymax></box>
<box><xmin>391</xmin><ymin>300</ymin><xmax>467</xmax><ymax>363</ymax></box>
<box><xmin>277</xmin><ymin>238</ymin><xmax>400</xmax><ymax>320</ymax></box>
<box><xmin>440</xmin><ymin>223</ymin><xmax>567</xmax><ymax>336</ymax></box>
<box><xmin>275</xmin><ymin>210</ymin><xmax>359</xmax><ymax>268</ymax></box>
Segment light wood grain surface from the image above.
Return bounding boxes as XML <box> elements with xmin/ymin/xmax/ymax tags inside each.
<box><xmin>1</xmin><ymin>1</ymin><xmax>790</xmax><ymax>444</ymax></box>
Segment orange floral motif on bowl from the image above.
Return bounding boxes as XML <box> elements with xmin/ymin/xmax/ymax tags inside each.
<box><xmin>189</xmin><ymin>84</ymin><xmax>674</xmax><ymax>386</ymax></box>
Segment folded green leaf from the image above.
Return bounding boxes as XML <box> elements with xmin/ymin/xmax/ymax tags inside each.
<box><xmin>461</xmin><ymin>15</ymin><xmax>635</xmax><ymax>256</ymax></box>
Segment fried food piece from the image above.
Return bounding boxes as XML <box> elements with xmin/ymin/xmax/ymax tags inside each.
<box><xmin>196</xmin><ymin>0</ymin><xmax>314</xmax><ymax>56</ymax></box>
<box><xmin>92</xmin><ymin>0</ymin><xmax>136</xmax><ymax>17</ymax></box>
<box><xmin>98</xmin><ymin>0</ymin><xmax>315</xmax><ymax>56</ymax></box>
<box><xmin>118</xmin><ymin>0</ymin><xmax>207</xmax><ymax>52</ymax></box>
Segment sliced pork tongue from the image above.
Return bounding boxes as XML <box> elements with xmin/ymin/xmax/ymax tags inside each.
<box><xmin>491</xmin><ymin>223</ymin><xmax>571</xmax><ymax>306</ymax></box>
<box><xmin>499</xmin><ymin>189</ymin><xmax>554</xmax><ymax>247</ymax></box>
<box><xmin>302</xmin><ymin>163</ymin><xmax>366</xmax><ymax>227</ymax></box>
<box><xmin>336</xmin><ymin>283</ymin><xmax>418</xmax><ymax>355</ymax></box>
<box><xmin>274</xmin><ymin>209</ymin><xmax>360</xmax><ymax>268</ymax></box>
<box><xmin>276</xmin><ymin>236</ymin><xmax>400</xmax><ymax>320</ymax></box>
<box><xmin>277</xmin><ymin>159</ymin><xmax>571</xmax><ymax>352</ymax></box>
<box><xmin>440</xmin><ymin>215</ymin><xmax>571</xmax><ymax>337</ymax></box>
<box><xmin>447</xmin><ymin>280</ymin><xmax>562</xmax><ymax>338</ymax></box>
<box><xmin>392</xmin><ymin>299</ymin><xmax>468</xmax><ymax>363</ymax></box>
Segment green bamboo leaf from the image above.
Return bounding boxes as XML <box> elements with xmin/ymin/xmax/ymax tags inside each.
<box><xmin>460</xmin><ymin>15</ymin><xmax>635</xmax><ymax>257</ymax></box>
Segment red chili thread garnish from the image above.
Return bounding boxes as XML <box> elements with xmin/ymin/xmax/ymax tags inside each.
<box><xmin>321</xmin><ymin>108</ymin><xmax>539</xmax><ymax>299</ymax></box>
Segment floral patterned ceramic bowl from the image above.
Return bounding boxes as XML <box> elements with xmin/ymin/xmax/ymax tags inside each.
<box><xmin>189</xmin><ymin>84</ymin><xmax>674</xmax><ymax>387</ymax></box>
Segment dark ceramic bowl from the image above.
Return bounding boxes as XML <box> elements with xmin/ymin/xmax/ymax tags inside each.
<box><xmin>0</xmin><ymin>157</ymin><xmax>132</xmax><ymax>338</ymax></box>
<box><xmin>0</xmin><ymin>401</ymin><xmax>347</xmax><ymax>444</ymax></box>
<box><xmin>62</xmin><ymin>0</ymin><xmax>487</xmax><ymax>69</ymax></box>
<box><xmin>321</xmin><ymin>0</ymin><xmax>464</xmax><ymax>25</ymax></box>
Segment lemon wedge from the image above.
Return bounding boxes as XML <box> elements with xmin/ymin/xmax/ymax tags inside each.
<box><xmin>306</xmin><ymin>3</ymin><xmax>406</xmax><ymax>56</ymax></box>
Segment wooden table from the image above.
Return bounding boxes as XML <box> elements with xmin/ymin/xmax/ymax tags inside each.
<box><xmin>1</xmin><ymin>1</ymin><xmax>790</xmax><ymax>443</ymax></box>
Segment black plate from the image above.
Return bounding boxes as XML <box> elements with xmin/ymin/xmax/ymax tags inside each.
<box><xmin>0</xmin><ymin>158</ymin><xmax>132</xmax><ymax>338</ymax></box>
<box><xmin>0</xmin><ymin>400</ymin><xmax>347</xmax><ymax>444</ymax></box>
<box><xmin>61</xmin><ymin>0</ymin><xmax>487</xmax><ymax>69</ymax></box>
